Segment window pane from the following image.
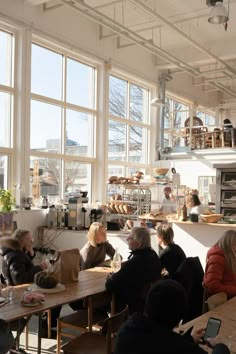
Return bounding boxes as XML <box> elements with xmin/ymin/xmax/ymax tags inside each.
<box><xmin>130</xmin><ymin>84</ymin><xmax>148</xmax><ymax>122</ymax></box>
<box><xmin>67</xmin><ymin>58</ymin><xmax>95</xmax><ymax>109</ymax></box>
<box><xmin>0</xmin><ymin>31</ymin><xmax>13</xmax><ymax>86</ymax></box>
<box><xmin>109</xmin><ymin>76</ymin><xmax>127</xmax><ymax>118</ymax></box>
<box><xmin>0</xmin><ymin>155</ymin><xmax>9</xmax><ymax>189</ymax></box>
<box><xmin>31</xmin><ymin>44</ymin><xmax>63</xmax><ymax>100</ymax></box>
<box><xmin>66</xmin><ymin>109</ymin><xmax>94</xmax><ymax>157</ymax></box>
<box><xmin>65</xmin><ymin>162</ymin><xmax>91</xmax><ymax>198</ymax></box>
<box><xmin>205</xmin><ymin>114</ymin><xmax>215</xmax><ymax>126</ymax></box>
<box><xmin>30</xmin><ymin>157</ymin><xmax>61</xmax><ymax>202</ymax></box>
<box><xmin>0</xmin><ymin>92</ymin><xmax>12</xmax><ymax>148</ymax></box>
<box><xmin>129</xmin><ymin>125</ymin><xmax>146</xmax><ymax>163</ymax></box>
<box><xmin>30</xmin><ymin>100</ymin><xmax>62</xmax><ymax>153</ymax></box>
<box><xmin>108</xmin><ymin>120</ymin><xmax>126</xmax><ymax>161</ymax></box>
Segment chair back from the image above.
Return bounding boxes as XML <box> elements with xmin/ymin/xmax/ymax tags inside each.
<box><xmin>173</xmin><ymin>256</ymin><xmax>204</xmax><ymax>323</ymax></box>
<box><xmin>102</xmin><ymin>306</ymin><xmax>129</xmax><ymax>354</ymax></box>
<box><xmin>206</xmin><ymin>292</ymin><xmax>227</xmax><ymax>311</ymax></box>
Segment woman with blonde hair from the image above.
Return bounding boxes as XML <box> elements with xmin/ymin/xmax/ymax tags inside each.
<box><xmin>204</xmin><ymin>229</ymin><xmax>236</xmax><ymax>298</ymax></box>
<box><xmin>157</xmin><ymin>224</ymin><xmax>186</xmax><ymax>278</ymax></box>
<box><xmin>80</xmin><ymin>222</ymin><xmax>116</xmax><ymax>270</ymax></box>
<box><xmin>0</xmin><ymin>229</ymin><xmax>47</xmax><ymax>285</ymax></box>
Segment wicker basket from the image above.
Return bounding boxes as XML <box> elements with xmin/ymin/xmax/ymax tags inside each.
<box><xmin>200</xmin><ymin>214</ymin><xmax>223</xmax><ymax>223</ymax></box>
<box><xmin>153</xmin><ymin>168</ymin><xmax>169</xmax><ymax>176</ymax></box>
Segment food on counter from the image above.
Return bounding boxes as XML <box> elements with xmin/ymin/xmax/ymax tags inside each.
<box><xmin>200</xmin><ymin>214</ymin><xmax>223</xmax><ymax>223</ymax></box>
<box><xmin>139</xmin><ymin>211</ymin><xmax>177</xmax><ymax>221</ymax></box>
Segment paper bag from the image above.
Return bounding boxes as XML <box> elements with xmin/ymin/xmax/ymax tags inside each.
<box><xmin>53</xmin><ymin>248</ymin><xmax>80</xmax><ymax>284</ymax></box>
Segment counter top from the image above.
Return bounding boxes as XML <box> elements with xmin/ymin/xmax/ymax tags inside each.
<box><xmin>170</xmin><ymin>220</ymin><xmax>236</xmax><ymax>227</ymax></box>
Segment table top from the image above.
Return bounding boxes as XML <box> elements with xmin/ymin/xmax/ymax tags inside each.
<box><xmin>180</xmin><ymin>296</ymin><xmax>236</xmax><ymax>353</ymax></box>
<box><xmin>0</xmin><ymin>267</ymin><xmax>110</xmax><ymax>322</ymax></box>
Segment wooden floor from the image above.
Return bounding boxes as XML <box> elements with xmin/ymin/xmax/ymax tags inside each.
<box><xmin>14</xmin><ymin>305</ymin><xmax>77</xmax><ymax>354</ymax></box>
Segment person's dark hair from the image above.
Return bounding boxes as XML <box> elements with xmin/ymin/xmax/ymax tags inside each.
<box><xmin>157</xmin><ymin>224</ymin><xmax>174</xmax><ymax>245</ymax></box>
<box><xmin>144</xmin><ymin>279</ymin><xmax>187</xmax><ymax>329</ymax></box>
<box><xmin>192</xmin><ymin>194</ymin><xmax>201</xmax><ymax>206</ymax></box>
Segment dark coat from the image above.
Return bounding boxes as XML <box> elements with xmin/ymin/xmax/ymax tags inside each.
<box><xmin>105</xmin><ymin>247</ymin><xmax>161</xmax><ymax>313</ymax></box>
<box><xmin>0</xmin><ymin>237</ymin><xmax>41</xmax><ymax>285</ymax></box>
<box><xmin>159</xmin><ymin>243</ymin><xmax>186</xmax><ymax>278</ymax></box>
<box><xmin>114</xmin><ymin>312</ymin><xmax>207</xmax><ymax>354</ymax></box>
<box><xmin>173</xmin><ymin>256</ymin><xmax>204</xmax><ymax>323</ymax></box>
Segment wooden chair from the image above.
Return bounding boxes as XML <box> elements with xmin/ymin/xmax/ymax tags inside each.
<box><xmin>184</xmin><ymin>116</ymin><xmax>204</xmax><ymax>149</ymax></box>
<box><xmin>61</xmin><ymin>305</ymin><xmax>129</xmax><ymax>354</ymax></box>
<box><xmin>25</xmin><ymin>310</ymin><xmax>51</xmax><ymax>350</ymax></box>
<box><xmin>57</xmin><ymin>292</ymin><xmax>112</xmax><ymax>354</ymax></box>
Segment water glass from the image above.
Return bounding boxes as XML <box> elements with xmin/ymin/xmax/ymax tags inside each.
<box><xmin>6</xmin><ymin>284</ymin><xmax>13</xmax><ymax>301</ymax></box>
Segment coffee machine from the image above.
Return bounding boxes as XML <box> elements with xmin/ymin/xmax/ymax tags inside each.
<box><xmin>68</xmin><ymin>192</ymin><xmax>89</xmax><ymax>229</ymax></box>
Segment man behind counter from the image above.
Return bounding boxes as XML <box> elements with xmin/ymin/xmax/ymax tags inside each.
<box><xmin>160</xmin><ymin>186</ymin><xmax>176</xmax><ymax>213</ymax></box>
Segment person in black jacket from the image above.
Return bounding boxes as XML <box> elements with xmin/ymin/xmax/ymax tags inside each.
<box><xmin>105</xmin><ymin>227</ymin><xmax>161</xmax><ymax>314</ymax></box>
<box><xmin>156</xmin><ymin>224</ymin><xmax>186</xmax><ymax>278</ymax></box>
<box><xmin>114</xmin><ymin>279</ymin><xmax>230</xmax><ymax>354</ymax></box>
<box><xmin>0</xmin><ymin>229</ymin><xmax>47</xmax><ymax>285</ymax></box>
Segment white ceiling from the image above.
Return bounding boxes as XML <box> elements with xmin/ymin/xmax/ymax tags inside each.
<box><xmin>25</xmin><ymin>0</ymin><xmax>236</xmax><ymax>104</ymax></box>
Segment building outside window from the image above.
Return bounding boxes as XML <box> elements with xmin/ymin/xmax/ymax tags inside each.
<box><xmin>0</xmin><ymin>29</ymin><xmax>14</xmax><ymax>189</ymax></box>
<box><xmin>30</xmin><ymin>41</ymin><xmax>97</xmax><ymax>204</ymax></box>
<box><xmin>108</xmin><ymin>74</ymin><xmax>150</xmax><ymax>180</ymax></box>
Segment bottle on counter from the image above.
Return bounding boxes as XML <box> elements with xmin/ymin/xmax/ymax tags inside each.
<box><xmin>181</xmin><ymin>202</ymin><xmax>188</xmax><ymax>222</ymax></box>
<box><xmin>41</xmin><ymin>196</ymin><xmax>48</xmax><ymax>209</ymax></box>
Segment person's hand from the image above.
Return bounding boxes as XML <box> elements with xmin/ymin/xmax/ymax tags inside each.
<box><xmin>191</xmin><ymin>327</ymin><xmax>206</xmax><ymax>343</ymax></box>
<box><xmin>206</xmin><ymin>335</ymin><xmax>221</xmax><ymax>348</ymax></box>
<box><xmin>40</xmin><ymin>262</ymin><xmax>48</xmax><ymax>270</ymax></box>
<box><xmin>28</xmin><ymin>246</ymin><xmax>35</xmax><ymax>257</ymax></box>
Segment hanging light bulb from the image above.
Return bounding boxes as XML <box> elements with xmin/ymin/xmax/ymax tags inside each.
<box><xmin>208</xmin><ymin>1</ymin><xmax>228</xmax><ymax>24</ymax></box>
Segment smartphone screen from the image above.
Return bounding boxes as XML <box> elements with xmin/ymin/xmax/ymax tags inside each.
<box><xmin>204</xmin><ymin>317</ymin><xmax>221</xmax><ymax>341</ymax></box>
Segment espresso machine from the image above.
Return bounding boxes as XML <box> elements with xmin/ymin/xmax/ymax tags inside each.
<box><xmin>68</xmin><ymin>192</ymin><xmax>89</xmax><ymax>229</ymax></box>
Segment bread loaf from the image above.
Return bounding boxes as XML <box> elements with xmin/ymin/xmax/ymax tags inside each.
<box><xmin>34</xmin><ymin>271</ymin><xmax>59</xmax><ymax>289</ymax></box>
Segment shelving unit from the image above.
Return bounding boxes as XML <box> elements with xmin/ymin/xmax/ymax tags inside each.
<box><xmin>107</xmin><ymin>184</ymin><xmax>152</xmax><ymax>220</ymax></box>
<box><xmin>214</xmin><ymin>164</ymin><xmax>236</xmax><ymax>218</ymax></box>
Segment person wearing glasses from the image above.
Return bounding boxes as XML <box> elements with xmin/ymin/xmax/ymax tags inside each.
<box><xmin>105</xmin><ymin>227</ymin><xmax>161</xmax><ymax>314</ymax></box>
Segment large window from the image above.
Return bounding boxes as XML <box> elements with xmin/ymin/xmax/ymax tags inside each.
<box><xmin>108</xmin><ymin>74</ymin><xmax>150</xmax><ymax>178</ymax></box>
<box><xmin>30</xmin><ymin>42</ymin><xmax>97</xmax><ymax>202</ymax></box>
<box><xmin>163</xmin><ymin>95</ymin><xmax>216</xmax><ymax>150</ymax></box>
<box><xmin>0</xmin><ymin>29</ymin><xmax>14</xmax><ymax>188</ymax></box>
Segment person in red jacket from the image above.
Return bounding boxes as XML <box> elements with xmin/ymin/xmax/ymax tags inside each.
<box><xmin>203</xmin><ymin>229</ymin><xmax>236</xmax><ymax>298</ymax></box>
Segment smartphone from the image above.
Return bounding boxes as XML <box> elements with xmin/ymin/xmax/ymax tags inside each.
<box><xmin>204</xmin><ymin>317</ymin><xmax>222</xmax><ymax>342</ymax></box>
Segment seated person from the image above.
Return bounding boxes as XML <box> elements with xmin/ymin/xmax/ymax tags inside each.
<box><xmin>115</xmin><ymin>279</ymin><xmax>230</xmax><ymax>354</ymax></box>
<box><xmin>156</xmin><ymin>224</ymin><xmax>186</xmax><ymax>278</ymax></box>
<box><xmin>204</xmin><ymin>229</ymin><xmax>236</xmax><ymax>298</ymax></box>
<box><xmin>0</xmin><ymin>229</ymin><xmax>47</xmax><ymax>285</ymax></box>
<box><xmin>80</xmin><ymin>222</ymin><xmax>116</xmax><ymax>270</ymax></box>
<box><xmin>105</xmin><ymin>227</ymin><xmax>161</xmax><ymax>314</ymax></box>
<box><xmin>160</xmin><ymin>186</ymin><xmax>176</xmax><ymax>213</ymax></box>
<box><xmin>223</xmin><ymin>118</ymin><xmax>233</xmax><ymax>147</ymax></box>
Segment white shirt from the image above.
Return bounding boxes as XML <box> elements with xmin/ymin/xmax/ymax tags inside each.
<box><xmin>161</xmin><ymin>197</ymin><xmax>176</xmax><ymax>213</ymax></box>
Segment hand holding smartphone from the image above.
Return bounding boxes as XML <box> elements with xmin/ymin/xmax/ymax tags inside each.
<box><xmin>203</xmin><ymin>317</ymin><xmax>221</xmax><ymax>347</ymax></box>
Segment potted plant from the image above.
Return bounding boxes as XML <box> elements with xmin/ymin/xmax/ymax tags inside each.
<box><xmin>0</xmin><ymin>189</ymin><xmax>16</xmax><ymax>213</ymax></box>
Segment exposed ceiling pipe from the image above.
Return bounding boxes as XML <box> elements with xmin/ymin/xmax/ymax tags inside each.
<box><xmin>129</xmin><ymin>0</ymin><xmax>236</xmax><ymax>76</ymax></box>
<box><xmin>57</xmin><ymin>0</ymin><xmax>236</xmax><ymax>97</ymax></box>
<box><xmin>57</xmin><ymin>0</ymin><xmax>200</xmax><ymax>76</ymax></box>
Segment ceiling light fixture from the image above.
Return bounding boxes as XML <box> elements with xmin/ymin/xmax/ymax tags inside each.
<box><xmin>207</xmin><ymin>0</ymin><xmax>229</xmax><ymax>29</ymax></box>
<box><xmin>151</xmin><ymin>97</ymin><xmax>166</xmax><ymax>107</ymax></box>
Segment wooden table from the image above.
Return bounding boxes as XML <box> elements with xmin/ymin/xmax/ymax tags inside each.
<box><xmin>0</xmin><ymin>267</ymin><xmax>111</xmax><ymax>354</ymax></box>
<box><xmin>180</xmin><ymin>297</ymin><xmax>236</xmax><ymax>353</ymax></box>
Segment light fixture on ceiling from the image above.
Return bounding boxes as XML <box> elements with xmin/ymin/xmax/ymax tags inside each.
<box><xmin>207</xmin><ymin>0</ymin><xmax>229</xmax><ymax>28</ymax></box>
<box><xmin>151</xmin><ymin>97</ymin><xmax>166</xmax><ymax>107</ymax></box>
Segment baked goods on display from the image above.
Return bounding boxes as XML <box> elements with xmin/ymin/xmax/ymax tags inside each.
<box><xmin>139</xmin><ymin>211</ymin><xmax>177</xmax><ymax>221</ymax></box>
